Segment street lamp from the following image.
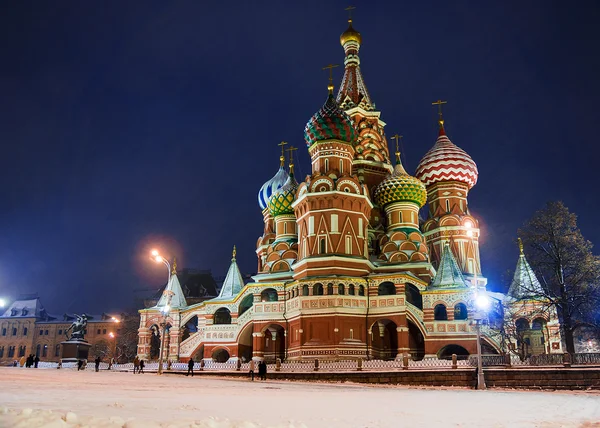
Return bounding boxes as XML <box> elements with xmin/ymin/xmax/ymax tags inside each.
<box><xmin>473</xmin><ymin>290</ymin><xmax>490</xmax><ymax>390</ymax></box>
<box><xmin>150</xmin><ymin>249</ymin><xmax>174</xmax><ymax>375</ymax></box>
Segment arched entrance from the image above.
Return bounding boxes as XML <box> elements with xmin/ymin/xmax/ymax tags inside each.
<box><xmin>438</xmin><ymin>344</ymin><xmax>469</xmax><ymax>360</ymax></box>
<box><xmin>149</xmin><ymin>324</ymin><xmax>161</xmax><ymax>360</ymax></box>
<box><xmin>370</xmin><ymin>319</ymin><xmax>398</xmax><ymax>360</ymax></box>
<box><xmin>262</xmin><ymin>324</ymin><xmax>285</xmax><ymax>363</ymax></box>
<box><xmin>212</xmin><ymin>348</ymin><xmax>230</xmax><ymax>362</ymax></box>
<box><xmin>237</xmin><ymin>322</ymin><xmax>253</xmax><ymax>362</ymax></box>
<box><xmin>408</xmin><ymin>320</ymin><xmax>425</xmax><ymax>361</ymax></box>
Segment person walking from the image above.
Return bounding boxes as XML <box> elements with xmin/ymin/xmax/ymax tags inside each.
<box><xmin>258</xmin><ymin>361</ymin><xmax>267</xmax><ymax>381</ymax></box>
<box><xmin>249</xmin><ymin>359</ymin><xmax>255</xmax><ymax>381</ymax></box>
<box><xmin>19</xmin><ymin>355</ymin><xmax>26</xmax><ymax>368</ymax></box>
<box><xmin>77</xmin><ymin>360</ymin><xmax>84</xmax><ymax>371</ymax></box>
<box><xmin>187</xmin><ymin>358</ymin><xmax>194</xmax><ymax>377</ymax></box>
<box><xmin>133</xmin><ymin>356</ymin><xmax>139</xmax><ymax>374</ymax></box>
<box><xmin>95</xmin><ymin>356</ymin><xmax>101</xmax><ymax>372</ymax></box>
<box><xmin>138</xmin><ymin>359</ymin><xmax>145</xmax><ymax>374</ymax></box>
<box><xmin>26</xmin><ymin>354</ymin><xmax>33</xmax><ymax>368</ymax></box>
<box><xmin>34</xmin><ymin>355</ymin><xmax>39</xmax><ymax>368</ymax></box>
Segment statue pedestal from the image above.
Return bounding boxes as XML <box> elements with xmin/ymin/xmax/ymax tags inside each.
<box><xmin>60</xmin><ymin>340</ymin><xmax>92</xmax><ymax>363</ymax></box>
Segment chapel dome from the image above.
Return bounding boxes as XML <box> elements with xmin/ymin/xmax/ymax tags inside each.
<box><xmin>268</xmin><ymin>174</ymin><xmax>299</xmax><ymax>217</ymax></box>
<box><xmin>258</xmin><ymin>163</ymin><xmax>289</xmax><ymax>210</ymax></box>
<box><xmin>374</xmin><ymin>156</ymin><xmax>427</xmax><ymax>208</ymax></box>
<box><xmin>415</xmin><ymin>126</ymin><xmax>478</xmax><ymax>189</ymax></box>
<box><xmin>340</xmin><ymin>20</ymin><xmax>362</xmax><ymax>46</ymax></box>
<box><xmin>304</xmin><ymin>93</ymin><xmax>357</xmax><ymax>148</ymax></box>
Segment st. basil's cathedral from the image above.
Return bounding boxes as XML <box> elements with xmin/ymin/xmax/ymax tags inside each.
<box><xmin>137</xmin><ymin>16</ymin><xmax>563</xmax><ymax>363</ymax></box>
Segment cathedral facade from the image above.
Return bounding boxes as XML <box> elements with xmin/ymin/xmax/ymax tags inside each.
<box><xmin>137</xmin><ymin>17</ymin><xmax>563</xmax><ymax>363</ymax></box>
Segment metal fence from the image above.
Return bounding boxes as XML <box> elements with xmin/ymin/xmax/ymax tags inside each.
<box><xmin>18</xmin><ymin>352</ymin><xmax>600</xmax><ymax>373</ymax></box>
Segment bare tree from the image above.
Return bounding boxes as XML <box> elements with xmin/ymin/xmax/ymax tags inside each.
<box><xmin>518</xmin><ymin>201</ymin><xmax>600</xmax><ymax>353</ymax></box>
<box><xmin>115</xmin><ymin>314</ymin><xmax>140</xmax><ymax>363</ymax></box>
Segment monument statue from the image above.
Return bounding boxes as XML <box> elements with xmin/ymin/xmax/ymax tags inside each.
<box><xmin>65</xmin><ymin>314</ymin><xmax>88</xmax><ymax>341</ymax></box>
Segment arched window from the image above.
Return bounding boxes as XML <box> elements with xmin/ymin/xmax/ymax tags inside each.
<box><xmin>238</xmin><ymin>294</ymin><xmax>254</xmax><ymax>316</ymax></box>
<box><xmin>324</xmin><ymin>159</ymin><xmax>329</xmax><ymax>171</ymax></box>
<box><xmin>36</xmin><ymin>344</ymin><xmax>41</xmax><ymax>357</ymax></box>
<box><xmin>434</xmin><ymin>304</ymin><xmax>448</xmax><ymax>321</ymax></box>
<box><xmin>338</xmin><ymin>284</ymin><xmax>345</xmax><ymax>295</ymax></box>
<box><xmin>261</xmin><ymin>288</ymin><xmax>278</xmax><ymax>302</ymax></box>
<box><xmin>302</xmin><ymin>284</ymin><xmax>309</xmax><ymax>296</ymax></box>
<box><xmin>327</xmin><ymin>283</ymin><xmax>334</xmax><ymax>295</ymax></box>
<box><xmin>515</xmin><ymin>318</ymin><xmax>530</xmax><ymax>332</ymax></box>
<box><xmin>378</xmin><ymin>282</ymin><xmax>396</xmax><ymax>296</ymax></box>
<box><xmin>339</xmin><ymin>159</ymin><xmax>343</xmax><ymax>174</ymax></box>
<box><xmin>42</xmin><ymin>344</ymin><xmax>48</xmax><ymax>357</ymax></box>
<box><xmin>454</xmin><ymin>303</ymin><xmax>468</xmax><ymax>320</ymax></box>
<box><xmin>445</xmin><ymin>200</ymin><xmax>450</xmax><ymax>213</ymax></box>
<box><xmin>284</xmin><ymin>223</ymin><xmax>288</xmax><ymax>234</ymax></box>
<box><xmin>348</xmin><ymin>284</ymin><xmax>355</xmax><ymax>295</ymax></box>
<box><xmin>531</xmin><ymin>318</ymin><xmax>546</xmax><ymax>330</ymax></box>
<box><xmin>358</xmin><ymin>285</ymin><xmax>365</xmax><ymax>296</ymax></box>
<box><xmin>313</xmin><ymin>283</ymin><xmax>324</xmax><ymax>296</ymax></box>
<box><xmin>319</xmin><ymin>238</ymin><xmax>326</xmax><ymax>254</ymax></box>
<box><xmin>214</xmin><ymin>308</ymin><xmax>232</xmax><ymax>325</ymax></box>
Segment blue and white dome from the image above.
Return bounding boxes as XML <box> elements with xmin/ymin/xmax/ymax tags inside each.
<box><xmin>258</xmin><ymin>165</ymin><xmax>289</xmax><ymax>210</ymax></box>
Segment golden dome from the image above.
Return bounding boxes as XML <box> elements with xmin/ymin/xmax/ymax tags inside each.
<box><xmin>340</xmin><ymin>20</ymin><xmax>362</xmax><ymax>46</ymax></box>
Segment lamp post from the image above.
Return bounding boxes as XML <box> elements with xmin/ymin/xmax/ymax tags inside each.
<box><xmin>473</xmin><ymin>291</ymin><xmax>490</xmax><ymax>390</ymax></box>
<box><xmin>150</xmin><ymin>249</ymin><xmax>174</xmax><ymax>375</ymax></box>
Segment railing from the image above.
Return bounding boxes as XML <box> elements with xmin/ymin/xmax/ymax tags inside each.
<box><xmin>15</xmin><ymin>353</ymin><xmax>600</xmax><ymax>373</ymax></box>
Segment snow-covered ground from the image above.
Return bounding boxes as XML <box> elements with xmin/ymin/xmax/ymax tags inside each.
<box><xmin>1</xmin><ymin>368</ymin><xmax>599</xmax><ymax>427</ymax></box>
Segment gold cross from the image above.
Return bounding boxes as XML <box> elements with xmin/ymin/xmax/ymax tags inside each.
<box><xmin>390</xmin><ymin>134</ymin><xmax>403</xmax><ymax>154</ymax></box>
<box><xmin>390</xmin><ymin>134</ymin><xmax>403</xmax><ymax>164</ymax></box>
<box><xmin>286</xmin><ymin>146</ymin><xmax>298</xmax><ymax>174</ymax></box>
<box><xmin>345</xmin><ymin>5</ymin><xmax>356</xmax><ymax>20</ymax></box>
<box><xmin>278</xmin><ymin>141</ymin><xmax>288</xmax><ymax>167</ymax></box>
<box><xmin>322</xmin><ymin>63</ymin><xmax>339</xmax><ymax>93</ymax></box>
<box><xmin>432</xmin><ymin>99</ymin><xmax>447</xmax><ymax>121</ymax></box>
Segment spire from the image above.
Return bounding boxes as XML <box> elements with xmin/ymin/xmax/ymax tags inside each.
<box><xmin>216</xmin><ymin>245</ymin><xmax>245</xmax><ymax>299</ymax></box>
<box><xmin>429</xmin><ymin>242</ymin><xmax>468</xmax><ymax>289</ymax></box>
<box><xmin>432</xmin><ymin>99</ymin><xmax>447</xmax><ymax>136</ymax></box>
<box><xmin>508</xmin><ymin>239</ymin><xmax>545</xmax><ymax>299</ymax></box>
<box><xmin>155</xmin><ymin>266</ymin><xmax>187</xmax><ymax>310</ymax></box>
<box><xmin>337</xmin><ymin>8</ymin><xmax>373</xmax><ymax>111</ymax></box>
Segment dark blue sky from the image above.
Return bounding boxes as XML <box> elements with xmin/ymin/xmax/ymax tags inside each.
<box><xmin>1</xmin><ymin>1</ymin><xmax>598</xmax><ymax>314</ymax></box>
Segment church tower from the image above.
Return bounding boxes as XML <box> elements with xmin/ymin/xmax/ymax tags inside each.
<box><xmin>415</xmin><ymin>106</ymin><xmax>482</xmax><ymax>284</ymax></box>
<box><xmin>293</xmin><ymin>81</ymin><xmax>372</xmax><ymax>279</ymax></box>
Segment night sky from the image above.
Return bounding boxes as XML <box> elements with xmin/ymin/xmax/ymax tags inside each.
<box><xmin>1</xmin><ymin>1</ymin><xmax>598</xmax><ymax>315</ymax></box>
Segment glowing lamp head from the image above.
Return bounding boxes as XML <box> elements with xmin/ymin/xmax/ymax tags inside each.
<box><xmin>154</xmin><ymin>255</ymin><xmax>163</xmax><ymax>263</ymax></box>
<box><xmin>151</xmin><ymin>249</ymin><xmax>159</xmax><ymax>257</ymax></box>
<box><xmin>109</xmin><ymin>332</ymin><xmax>115</xmax><ymax>338</ymax></box>
<box><xmin>475</xmin><ymin>294</ymin><xmax>491</xmax><ymax>311</ymax></box>
<box><xmin>0</xmin><ymin>298</ymin><xmax>5</xmax><ymax>308</ymax></box>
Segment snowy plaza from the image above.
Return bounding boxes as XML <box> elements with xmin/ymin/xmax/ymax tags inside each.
<box><xmin>1</xmin><ymin>368</ymin><xmax>600</xmax><ymax>427</ymax></box>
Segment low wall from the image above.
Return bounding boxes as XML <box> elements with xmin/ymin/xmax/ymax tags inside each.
<box><xmin>485</xmin><ymin>368</ymin><xmax>600</xmax><ymax>390</ymax></box>
<box><xmin>165</xmin><ymin>367</ymin><xmax>600</xmax><ymax>390</ymax></box>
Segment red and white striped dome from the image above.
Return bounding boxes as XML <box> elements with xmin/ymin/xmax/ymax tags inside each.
<box><xmin>415</xmin><ymin>127</ymin><xmax>478</xmax><ymax>189</ymax></box>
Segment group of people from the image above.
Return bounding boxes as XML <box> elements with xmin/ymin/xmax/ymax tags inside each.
<box><xmin>20</xmin><ymin>354</ymin><xmax>40</xmax><ymax>368</ymax></box>
<box><xmin>249</xmin><ymin>360</ymin><xmax>267</xmax><ymax>381</ymax></box>
<box><xmin>132</xmin><ymin>356</ymin><xmax>145</xmax><ymax>374</ymax></box>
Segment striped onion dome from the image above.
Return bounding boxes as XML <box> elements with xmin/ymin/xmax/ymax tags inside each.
<box><xmin>374</xmin><ymin>155</ymin><xmax>427</xmax><ymax>208</ymax></box>
<box><xmin>415</xmin><ymin>125</ymin><xmax>478</xmax><ymax>189</ymax></box>
<box><xmin>258</xmin><ymin>163</ymin><xmax>289</xmax><ymax>210</ymax></box>
<box><xmin>304</xmin><ymin>92</ymin><xmax>356</xmax><ymax>147</ymax></box>
<box><xmin>268</xmin><ymin>173</ymin><xmax>299</xmax><ymax>217</ymax></box>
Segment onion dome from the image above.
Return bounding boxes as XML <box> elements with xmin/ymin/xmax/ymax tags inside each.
<box><xmin>340</xmin><ymin>19</ymin><xmax>362</xmax><ymax>46</ymax></box>
<box><xmin>258</xmin><ymin>156</ymin><xmax>289</xmax><ymax>210</ymax></box>
<box><xmin>268</xmin><ymin>167</ymin><xmax>299</xmax><ymax>217</ymax></box>
<box><xmin>415</xmin><ymin>123</ymin><xmax>478</xmax><ymax>189</ymax></box>
<box><xmin>304</xmin><ymin>92</ymin><xmax>357</xmax><ymax>147</ymax></box>
<box><xmin>374</xmin><ymin>153</ymin><xmax>427</xmax><ymax>208</ymax></box>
